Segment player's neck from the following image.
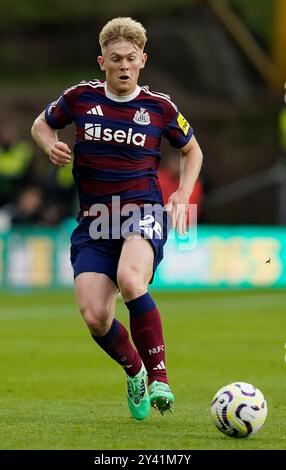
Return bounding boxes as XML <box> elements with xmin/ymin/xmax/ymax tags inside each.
<box><xmin>104</xmin><ymin>83</ymin><xmax>141</xmax><ymax>102</ymax></box>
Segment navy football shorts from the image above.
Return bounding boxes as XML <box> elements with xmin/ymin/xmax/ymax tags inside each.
<box><xmin>70</xmin><ymin>205</ymin><xmax>170</xmax><ymax>285</ymax></box>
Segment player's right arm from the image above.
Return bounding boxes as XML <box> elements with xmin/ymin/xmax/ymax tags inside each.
<box><xmin>31</xmin><ymin>111</ymin><xmax>72</xmax><ymax>167</ymax></box>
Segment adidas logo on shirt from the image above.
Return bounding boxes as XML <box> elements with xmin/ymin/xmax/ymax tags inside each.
<box><xmin>87</xmin><ymin>105</ymin><xmax>104</xmax><ymax>116</ymax></box>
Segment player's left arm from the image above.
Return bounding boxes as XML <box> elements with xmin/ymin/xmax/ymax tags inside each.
<box><xmin>167</xmin><ymin>135</ymin><xmax>203</xmax><ymax>235</ymax></box>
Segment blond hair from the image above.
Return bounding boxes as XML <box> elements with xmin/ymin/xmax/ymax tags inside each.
<box><xmin>99</xmin><ymin>17</ymin><xmax>147</xmax><ymax>51</ymax></box>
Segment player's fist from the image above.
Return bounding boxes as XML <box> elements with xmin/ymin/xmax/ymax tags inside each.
<box><xmin>49</xmin><ymin>141</ymin><xmax>72</xmax><ymax>166</ymax></box>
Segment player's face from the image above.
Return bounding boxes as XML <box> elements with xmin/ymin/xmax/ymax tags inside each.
<box><xmin>98</xmin><ymin>40</ymin><xmax>147</xmax><ymax>96</ymax></box>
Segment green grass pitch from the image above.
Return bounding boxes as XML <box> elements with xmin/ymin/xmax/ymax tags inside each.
<box><xmin>0</xmin><ymin>289</ymin><xmax>285</xmax><ymax>450</ymax></box>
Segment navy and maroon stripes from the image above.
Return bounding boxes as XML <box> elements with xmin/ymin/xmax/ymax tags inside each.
<box><xmin>45</xmin><ymin>79</ymin><xmax>193</xmax><ymax>213</ymax></box>
<box><xmin>79</xmin><ymin>176</ymin><xmax>151</xmax><ymax>197</ymax></box>
<box><xmin>74</xmin><ymin>154</ymin><xmax>158</xmax><ymax>171</ymax></box>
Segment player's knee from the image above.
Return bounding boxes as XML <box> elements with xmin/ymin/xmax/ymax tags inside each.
<box><xmin>117</xmin><ymin>268</ymin><xmax>146</xmax><ymax>300</ymax></box>
<box><xmin>80</xmin><ymin>305</ymin><xmax>111</xmax><ymax>336</ymax></box>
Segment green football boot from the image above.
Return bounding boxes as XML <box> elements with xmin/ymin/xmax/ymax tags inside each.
<box><xmin>127</xmin><ymin>364</ymin><xmax>150</xmax><ymax>420</ymax></box>
<box><xmin>149</xmin><ymin>381</ymin><xmax>174</xmax><ymax>415</ymax></box>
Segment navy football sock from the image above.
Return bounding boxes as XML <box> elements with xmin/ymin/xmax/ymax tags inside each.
<box><xmin>92</xmin><ymin>318</ymin><xmax>142</xmax><ymax>376</ymax></box>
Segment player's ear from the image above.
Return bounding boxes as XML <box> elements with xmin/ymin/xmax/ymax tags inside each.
<box><xmin>140</xmin><ymin>52</ymin><xmax>147</xmax><ymax>69</ymax></box>
<box><xmin>97</xmin><ymin>55</ymin><xmax>105</xmax><ymax>71</ymax></box>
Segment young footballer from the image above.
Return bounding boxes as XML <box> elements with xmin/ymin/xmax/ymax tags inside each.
<box><xmin>31</xmin><ymin>17</ymin><xmax>203</xmax><ymax>420</ymax></box>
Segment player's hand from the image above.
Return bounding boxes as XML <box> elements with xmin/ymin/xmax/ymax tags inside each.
<box><xmin>166</xmin><ymin>189</ymin><xmax>189</xmax><ymax>236</ymax></box>
<box><xmin>49</xmin><ymin>141</ymin><xmax>72</xmax><ymax>166</ymax></box>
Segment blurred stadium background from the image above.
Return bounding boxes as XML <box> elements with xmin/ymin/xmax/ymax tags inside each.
<box><xmin>0</xmin><ymin>0</ymin><xmax>286</xmax><ymax>450</ymax></box>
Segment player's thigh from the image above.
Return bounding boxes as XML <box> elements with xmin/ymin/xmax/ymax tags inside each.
<box><xmin>75</xmin><ymin>272</ymin><xmax>118</xmax><ymax>319</ymax></box>
<box><xmin>117</xmin><ymin>237</ymin><xmax>154</xmax><ymax>285</ymax></box>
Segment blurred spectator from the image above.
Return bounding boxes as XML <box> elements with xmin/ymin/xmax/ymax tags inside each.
<box><xmin>49</xmin><ymin>163</ymin><xmax>76</xmax><ymax>215</ymax></box>
<box><xmin>0</xmin><ymin>184</ymin><xmax>74</xmax><ymax>228</ymax></box>
<box><xmin>34</xmin><ymin>158</ymin><xmax>77</xmax><ymax>222</ymax></box>
<box><xmin>2</xmin><ymin>186</ymin><xmax>43</xmax><ymax>226</ymax></box>
<box><xmin>158</xmin><ymin>154</ymin><xmax>204</xmax><ymax>219</ymax></box>
<box><xmin>0</xmin><ymin>124</ymin><xmax>70</xmax><ymax>228</ymax></box>
<box><xmin>0</xmin><ymin>124</ymin><xmax>34</xmax><ymax>206</ymax></box>
<box><xmin>40</xmin><ymin>202</ymin><xmax>68</xmax><ymax>227</ymax></box>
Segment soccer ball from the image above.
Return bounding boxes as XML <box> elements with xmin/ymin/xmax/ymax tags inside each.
<box><xmin>210</xmin><ymin>382</ymin><xmax>267</xmax><ymax>438</ymax></box>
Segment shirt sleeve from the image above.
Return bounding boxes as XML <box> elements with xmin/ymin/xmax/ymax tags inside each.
<box><xmin>44</xmin><ymin>87</ymin><xmax>75</xmax><ymax>129</ymax></box>
<box><xmin>162</xmin><ymin>101</ymin><xmax>193</xmax><ymax>149</ymax></box>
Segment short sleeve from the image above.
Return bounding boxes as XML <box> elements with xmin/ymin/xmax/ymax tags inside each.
<box><xmin>44</xmin><ymin>86</ymin><xmax>76</xmax><ymax>129</ymax></box>
<box><xmin>163</xmin><ymin>101</ymin><xmax>193</xmax><ymax>149</ymax></box>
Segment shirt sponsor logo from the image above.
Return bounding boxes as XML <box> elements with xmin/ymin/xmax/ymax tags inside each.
<box><xmin>84</xmin><ymin>124</ymin><xmax>146</xmax><ymax>147</ymax></box>
<box><xmin>177</xmin><ymin>113</ymin><xmax>190</xmax><ymax>136</ymax></box>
